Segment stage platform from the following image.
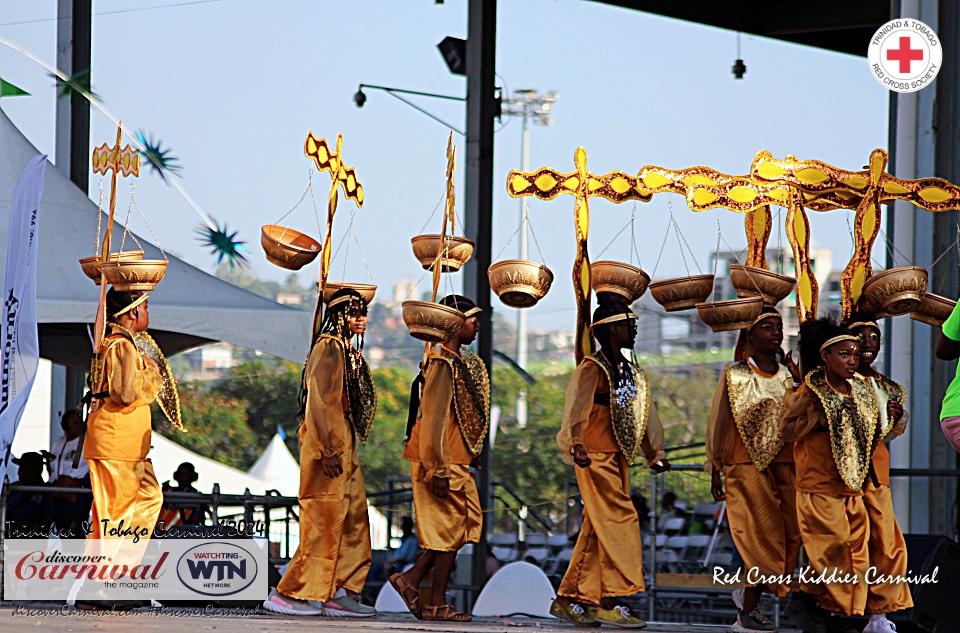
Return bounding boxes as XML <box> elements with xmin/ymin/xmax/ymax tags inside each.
<box><xmin>0</xmin><ymin>605</ymin><xmax>802</xmax><ymax>632</ymax></box>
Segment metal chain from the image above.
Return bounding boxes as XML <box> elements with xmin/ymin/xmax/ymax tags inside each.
<box><xmin>130</xmin><ymin>185</ymin><xmax>166</xmax><ymax>259</ymax></box>
<box><xmin>94</xmin><ymin>180</ymin><xmax>104</xmax><ymax>256</ymax></box>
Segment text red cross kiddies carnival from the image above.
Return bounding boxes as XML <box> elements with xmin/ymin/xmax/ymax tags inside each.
<box><xmin>887</xmin><ymin>36</ymin><xmax>924</xmax><ymax>73</ymax></box>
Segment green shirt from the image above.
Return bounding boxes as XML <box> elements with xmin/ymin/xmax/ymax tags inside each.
<box><xmin>940</xmin><ymin>301</ymin><xmax>960</xmax><ymax>419</ymax></box>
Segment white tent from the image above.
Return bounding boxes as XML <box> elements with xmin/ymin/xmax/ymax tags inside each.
<box><xmin>247</xmin><ymin>433</ymin><xmax>301</xmax><ymax>496</ymax></box>
<box><xmin>149</xmin><ymin>432</ymin><xmax>265</xmax><ymax>494</ymax></box>
<box><xmin>0</xmin><ymin>108</ymin><xmax>312</xmax><ymax>369</ymax></box>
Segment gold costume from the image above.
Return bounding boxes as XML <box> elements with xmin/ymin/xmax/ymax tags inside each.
<box><xmin>403</xmin><ymin>346</ymin><xmax>489</xmax><ymax>551</ymax></box>
<box><xmin>863</xmin><ymin>374</ymin><xmax>913</xmax><ymax>614</ymax></box>
<box><xmin>84</xmin><ymin>332</ymin><xmax>163</xmax><ymax>565</ymax></box>
<box><xmin>780</xmin><ymin>373</ymin><xmax>879</xmax><ymax>616</ymax></box>
<box><xmin>277</xmin><ymin>336</ymin><xmax>374</xmax><ymax>602</ymax></box>
<box><xmin>706</xmin><ymin>361</ymin><xmax>800</xmax><ymax>598</ymax></box>
<box><xmin>556</xmin><ymin>356</ymin><xmax>665</xmax><ymax>604</ymax></box>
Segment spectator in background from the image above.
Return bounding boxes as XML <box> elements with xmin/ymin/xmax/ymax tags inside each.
<box><xmin>42</xmin><ymin>410</ymin><xmax>92</xmax><ymax>537</ymax></box>
<box><xmin>656</xmin><ymin>491</ymin><xmax>685</xmax><ymax>533</ymax></box>
<box><xmin>386</xmin><ymin>516</ymin><xmax>420</xmax><ymax>575</ymax></box>
<box><xmin>7</xmin><ymin>452</ymin><xmax>52</xmax><ymax>534</ymax></box>
<box><xmin>159</xmin><ymin>462</ymin><xmax>207</xmax><ymax>526</ymax></box>
<box><xmin>631</xmin><ymin>492</ymin><xmax>651</xmax><ymax>537</ymax></box>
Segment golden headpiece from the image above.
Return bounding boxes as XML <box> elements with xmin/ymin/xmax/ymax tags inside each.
<box><xmin>112</xmin><ymin>293</ymin><xmax>149</xmax><ymax>318</ymax></box>
<box><xmin>820</xmin><ymin>334</ymin><xmax>859</xmax><ymax>353</ymax></box>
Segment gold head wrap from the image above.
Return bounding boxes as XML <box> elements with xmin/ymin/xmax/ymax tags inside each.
<box><xmin>820</xmin><ymin>334</ymin><xmax>859</xmax><ymax>353</ymax></box>
<box><xmin>112</xmin><ymin>293</ymin><xmax>149</xmax><ymax>318</ymax></box>
<box><xmin>847</xmin><ymin>321</ymin><xmax>880</xmax><ymax>332</ymax></box>
<box><xmin>591</xmin><ymin>312</ymin><xmax>637</xmax><ymax>328</ymax></box>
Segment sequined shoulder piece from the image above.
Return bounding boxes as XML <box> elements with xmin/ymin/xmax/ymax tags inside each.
<box><xmin>804</xmin><ymin>368</ymin><xmax>879</xmax><ymax>491</ymax></box>
<box><xmin>588</xmin><ymin>353</ymin><xmax>651</xmax><ymax>463</ymax></box>
<box><xmin>725</xmin><ymin>361</ymin><xmax>792</xmax><ymax>471</ymax></box>
<box><xmin>431</xmin><ymin>347</ymin><xmax>490</xmax><ymax>456</ymax></box>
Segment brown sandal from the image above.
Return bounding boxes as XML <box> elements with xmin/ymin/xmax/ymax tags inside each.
<box><xmin>388</xmin><ymin>572</ymin><xmax>421</xmax><ymax>618</ymax></box>
<box><xmin>421</xmin><ymin>604</ymin><xmax>472</xmax><ymax>622</ymax></box>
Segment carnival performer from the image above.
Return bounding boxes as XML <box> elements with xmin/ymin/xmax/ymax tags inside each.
<box><xmin>779</xmin><ymin>318</ymin><xmax>879</xmax><ymax>631</ymax></box>
<box><xmin>550</xmin><ymin>296</ymin><xmax>669</xmax><ymax>629</ymax></box>
<box><xmin>390</xmin><ymin>294</ymin><xmax>488</xmax><ymax>623</ymax></box>
<box><xmin>706</xmin><ymin>306</ymin><xmax>801</xmax><ymax>633</ymax></box>
<box><xmin>78</xmin><ymin>289</ymin><xmax>162</xmax><ymax>608</ymax></box>
<box><xmin>264</xmin><ymin>287</ymin><xmax>378</xmax><ymax>617</ymax></box>
<box><xmin>845</xmin><ymin>313</ymin><xmax>912</xmax><ymax>633</ymax></box>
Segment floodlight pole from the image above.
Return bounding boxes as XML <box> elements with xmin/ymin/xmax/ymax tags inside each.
<box><xmin>500</xmin><ymin>90</ymin><xmax>558</xmax><ymax>429</ymax></box>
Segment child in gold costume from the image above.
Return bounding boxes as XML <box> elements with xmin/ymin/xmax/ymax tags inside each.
<box><xmin>706</xmin><ymin>307</ymin><xmax>801</xmax><ymax>633</ymax></box>
<box><xmin>845</xmin><ymin>313</ymin><xmax>912</xmax><ymax>633</ymax></box>
<box><xmin>264</xmin><ymin>288</ymin><xmax>378</xmax><ymax>617</ymax></box>
<box><xmin>78</xmin><ymin>288</ymin><xmax>162</xmax><ymax>610</ymax></box>
<box><xmin>780</xmin><ymin>318</ymin><xmax>880</xmax><ymax>632</ymax></box>
<box><xmin>391</xmin><ymin>294</ymin><xmax>488</xmax><ymax>623</ymax></box>
<box><xmin>550</xmin><ymin>296</ymin><xmax>668</xmax><ymax>629</ymax></box>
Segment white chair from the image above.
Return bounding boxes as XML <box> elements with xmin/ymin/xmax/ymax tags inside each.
<box><xmin>546</xmin><ymin>534</ymin><xmax>570</xmax><ymax>552</ymax></box>
<box><xmin>523</xmin><ymin>547</ymin><xmax>550</xmax><ymax>563</ymax></box>
<box><xmin>524</xmin><ymin>532</ymin><xmax>547</xmax><ymax>547</ymax></box>
<box><xmin>491</xmin><ymin>546</ymin><xmax>519</xmax><ymax>563</ymax></box>
<box><xmin>488</xmin><ymin>532</ymin><xmax>519</xmax><ymax>546</ymax></box>
<box><xmin>661</xmin><ymin>516</ymin><xmax>686</xmax><ymax>534</ymax></box>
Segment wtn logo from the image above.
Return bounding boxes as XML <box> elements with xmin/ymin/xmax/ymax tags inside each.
<box><xmin>186</xmin><ymin>559</ymin><xmax>246</xmax><ymax>581</ymax></box>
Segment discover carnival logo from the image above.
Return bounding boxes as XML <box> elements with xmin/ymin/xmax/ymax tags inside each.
<box><xmin>176</xmin><ymin>542</ymin><xmax>259</xmax><ymax>597</ymax></box>
<box><xmin>868</xmin><ymin>18</ymin><xmax>941</xmax><ymax>93</ymax></box>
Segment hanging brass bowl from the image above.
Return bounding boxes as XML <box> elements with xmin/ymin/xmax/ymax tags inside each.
<box><xmin>696</xmin><ymin>296</ymin><xmax>765</xmax><ymax>332</ymax></box>
<box><xmin>488</xmin><ymin>259</ymin><xmax>554</xmax><ymax>308</ymax></box>
<box><xmin>729</xmin><ymin>264</ymin><xmax>796</xmax><ymax>306</ymax></box>
<box><xmin>79</xmin><ymin>250</ymin><xmax>144</xmax><ymax>284</ymax></box>
<box><xmin>911</xmin><ymin>292</ymin><xmax>956</xmax><ymax>327</ymax></box>
<box><xmin>320</xmin><ymin>282</ymin><xmax>377</xmax><ymax>305</ymax></box>
<box><xmin>401</xmin><ymin>300</ymin><xmax>465</xmax><ymax>342</ymax></box>
<box><xmin>648</xmin><ymin>274</ymin><xmax>715</xmax><ymax>312</ymax></box>
<box><xmin>590</xmin><ymin>261</ymin><xmax>650</xmax><ymax>304</ymax></box>
<box><xmin>861</xmin><ymin>266</ymin><xmax>928</xmax><ymax>316</ymax></box>
<box><xmin>410</xmin><ymin>234</ymin><xmax>475</xmax><ymax>273</ymax></box>
<box><xmin>261</xmin><ymin>224</ymin><xmax>321</xmax><ymax>271</ymax></box>
<box><xmin>101</xmin><ymin>259</ymin><xmax>168</xmax><ymax>291</ymax></box>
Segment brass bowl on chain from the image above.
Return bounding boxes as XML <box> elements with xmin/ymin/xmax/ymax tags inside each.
<box><xmin>648</xmin><ymin>274</ymin><xmax>715</xmax><ymax>312</ymax></box>
<box><xmin>261</xmin><ymin>225</ymin><xmax>321</xmax><ymax>271</ymax></box>
<box><xmin>729</xmin><ymin>264</ymin><xmax>796</xmax><ymax>306</ymax></box>
<box><xmin>911</xmin><ymin>292</ymin><xmax>956</xmax><ymax>327</ymax></box>
<box><xmin>488</xmin><ymin>259</ymin><xmax>554</xmax><ymax>308</ymax></box>
<box><xmin>79</xmin><ymin>250</ymin><xmax>144</xmax><ymax>284</ymax></box>
<box><xmin>590</xmin><ymin>261</ymin><xmax>650</xmax><ymax>304</ymax></box>
<box><xmin>320</xmin><ymin>282</ymin><xmax>377</xmax><ymax>305</ymax></box>
<box><xmin>696</xmin><ymin>296</ymin><xmax>765</xmax><ymax>332</ymax></box>
<box><xmin>410</xmin><ymin>234</ymin><xmax>475</xmax><ymax>273</ymax></box>
<box><xmin>401</xmin><ymin>301</ymin><xmax>465</xmax><ymax>342</ymax></box>
<box><xmin>101</xmin><ymin>259</ymin><xmax>168</xmax><ymax>291</ymax></box>
<box><xmin>861</xmin><ymin>266</ymin><xmax>928</xmax><ymax>316</ymax></box>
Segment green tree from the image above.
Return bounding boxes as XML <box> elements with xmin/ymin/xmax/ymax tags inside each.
<box><xmin>154</xmin><ymin>383</ymin><xmax>255</xmax><ymax>470</ymax></box>
<box><xmin>211</xmin><ymin>358</ymin><xmax>304</xmax><ymax>456</ymax></box>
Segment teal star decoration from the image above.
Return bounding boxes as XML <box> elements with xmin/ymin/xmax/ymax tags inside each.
<box><xmin>49</xmin><ymin>69</ymin><xmax>99</xmax><ymax>101</ymax></box>
<box><xmin>195</xmin><ymin>220</ymin><xmax>248</xmax><ymax>269</ymax></box>
<box><xmin>135</xmin><ymin>130</ymin><xmax>183</xmax><ymax>182</ymax></box>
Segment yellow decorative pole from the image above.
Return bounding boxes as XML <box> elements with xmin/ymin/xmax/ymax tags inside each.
<box><xmin>507</xmin><ymin>147</ymin><xmax>650</xmax><ymax>362</ymax></box>
<box><xmin>751</xmin><ymin>148</ymin><xmax>960</xmax><ymax>319</ymax></box>
<box><xmin>304</xmin><ymin>132</ymin><xmax>364</xmax><ymax>336</ymax></box>
<box><xmin>90</xmin><ymin>124</ymin><xmax>141</xmax><ymax>350</ymax></box>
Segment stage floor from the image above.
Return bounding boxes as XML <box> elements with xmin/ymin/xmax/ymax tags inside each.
<box><xmin>0</xmin><ymin>605</ymin><xmax>802</xmax><ymax>632</ymax></box>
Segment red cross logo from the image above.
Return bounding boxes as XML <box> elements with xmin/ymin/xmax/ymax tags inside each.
<box><xmin>887</xmin><ymin>36</ymin><xmax>924</xmax><ymax>73</ymax></box>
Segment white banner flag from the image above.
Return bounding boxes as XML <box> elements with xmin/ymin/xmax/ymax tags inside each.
<box><xmin>0</xmin><ymin>155</ymin><xmax>46</xmax><ymax>463</ymax></box>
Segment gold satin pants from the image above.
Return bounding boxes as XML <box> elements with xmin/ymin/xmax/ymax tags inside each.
<box><xmin>85</xmin><ymin>458</ymin><xmax>163</xmax><ymax>569</ymax></box>
<box><xmin>863</xmin><ymin>481</ymin><xmax>913</xmax><ymax>614</ymax></box>
<box><xmin>796</xmin><ymin>492</ymin><xmax>869</xmax><ymax>616</ymax></box>
<box><xmin>559</xmin><ymin>452</ymin><xmax>644</xmax><ymax>604</ymax></box>
<box><xmin>277</xmin><ymin>447</ymin><xmax>371</xmax><ymax>603</ymax></box>
<box><xmin>411</xmin><ymin>463</ymin><xmax>481</xmax><ymax>552</ymax></box>
<box><xmin>725</xmin><ymin>462</ymin><xmax>801</xmax><ymax>598</ymax></box>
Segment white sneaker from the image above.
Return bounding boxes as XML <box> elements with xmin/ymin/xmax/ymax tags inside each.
<box><xmin>262</xmin><ymin>588</ymin><xmax>323</xmax><ymax>616</ymax></box>
<box><xmin>862</xmin><ymin>617</ymin><xmax>897</xmax><ymax>633</ymax></box>
<box><xmin>321</xmin><ymin>593</ymin><xmax>377</xmax><ymax>617</ymax></box>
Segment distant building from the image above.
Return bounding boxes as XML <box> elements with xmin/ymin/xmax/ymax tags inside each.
<box><xmin>276</xmin><ymin>292</ymin><xmax>303</xmax><ymax>306</ymax></box>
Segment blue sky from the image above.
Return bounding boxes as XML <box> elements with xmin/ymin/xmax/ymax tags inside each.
<box><xmin>0</xmin><ymin>0</ymin><xmax>889</xmax><ymax>330</ymax></box>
